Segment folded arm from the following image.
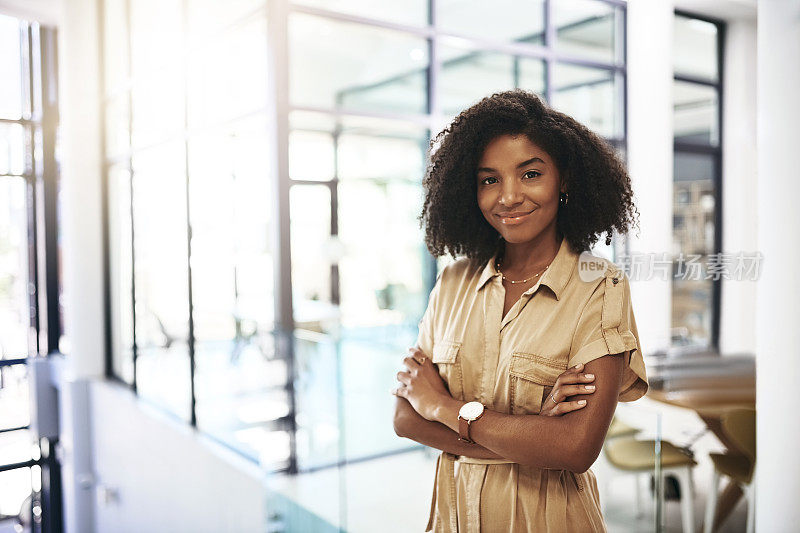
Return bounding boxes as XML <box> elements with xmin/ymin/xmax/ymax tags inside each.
<box><xmin>393</xmin><ymin>396</ymin><xmax>505</xmax><ymax>459</ymax></box>
<box><xmin>431</xmin><ymin>354</ymin><xmax>624</xmax><ymax>472</ymax></box>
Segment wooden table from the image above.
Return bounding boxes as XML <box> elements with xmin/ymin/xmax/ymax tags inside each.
<box><xmin>644</xmin><ymin>353</ymin><xmax>755</xmax><ymax>532</ymax></box>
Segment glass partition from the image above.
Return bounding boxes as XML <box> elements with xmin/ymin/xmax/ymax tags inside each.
<box><xmin>438</xmin><ymin>44</ymin><xmax>546</xmax><ymax>118</ymax></box>
<box><xmin>673</xmin><ymin>80</ymin><xmax>719</xmax><ymax>146</ymax></box>
<box><xmin>553</xmin><ymin>62</ymin><xmax>622</xmax><ymax>139</ymax></box>
<box><xmin>437</xmin><ymin>0</ymin><xmax>545</xmax><ymax>45</ymax></box>
<box><xmin>131</xmin><ymin>141</ymin><xmax>193</xmax><ymax>421</ymax></box>
<box><xmin>292</xmin><ymin>0</ymin><xmax>428</xmax><ymax>27</ymax></box>
<box><xmin>598</xmin><ymin>401</ymin><xmax>666</xmax><ymax>531</ymax></box>
<box><xmin>674</xmin><ymin>14</ymin><xmax>719</xmax><ymax>82</ymax></box>
<box><xmin>289</xmin><ymin>13</ymin><xmax>429</xmax><ymax>114</ymax></box>
<box><xmin>553</xmin><ymin>0</ymin><xmax>620</xmax><ymax>64</ymax></box>
<box><xmin>97</xmin><ymin>1</ymin><xmax>675</xmax><ymax>532</ymax></box>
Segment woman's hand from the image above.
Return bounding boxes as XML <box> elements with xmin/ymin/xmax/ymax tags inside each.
<box><xmin>391</xmin><ymin>346</ymin><xmax>452</xmax><ymax>421</ymax></box>
<box><xmin>539</xmin><ymin>363</ymin><xmax>597</xmax><ymax>417</ymax></box>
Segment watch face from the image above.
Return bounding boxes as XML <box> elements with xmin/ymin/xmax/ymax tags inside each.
<box><xmin>460</xmin><ymin>401</ymin><xmax>484</xmax><ymax>420</ymax></box>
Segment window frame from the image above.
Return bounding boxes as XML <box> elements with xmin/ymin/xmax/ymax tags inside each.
<box><xmin>672</xmin><ymin>9</ymin><xmax>725</xmax><ymax>349</ymax></box>
<box><xmin>101</xmin><ymin>0</ymin><xmax>630</xmax><ymax>474</ymax></box>
<box><xmin>0</xmin><ymin>16</ymin><xmax>63</xmax><ymax>533</ymax></box>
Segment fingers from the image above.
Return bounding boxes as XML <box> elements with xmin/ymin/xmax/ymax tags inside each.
<box><xmin>556</xmin><ymin>362</ymin><xmax>584</xmax><ymax>380</ymax></box>
<box><xmin>551</xmin><ymin>399</ymin><xmax>588</xmax><ymax>415</ymax></box>
<box><xmin>569</xmin><ymin>363</ymin><xmax>596</xmax><ymax>383</ymax></box>
<box><xmin>547</xmin><ymin>363</ymin><xmax>595</xmax><ymax>414</ymax></box>
<box><xmin>553</xmin><ymin>383</ymin><xmax>596</xmax><ymax>399</ymax></box>
<box><xmin>396</xmin><ymin>370</ymin><xmax>411</xmax><ymax>386</ymax></box>
<box><xmin>555</xmin><ymin>369</ymin><xmax>596</xmax><ymax>386</ymax></box>
<box><xmin>549</xmin><ymin>389</ymin><xmax>559</xmax><ymax>404</ymax></box>
<box><xmin>393</xmin><ymin>347</ymin><xmax>432</xmax><ymax>398</ymax></box>
<box><xmin>401</xmin><ymin>356</ymin><xmax>421</xmax><ymax>371</ymax></box>
<box><xmin>407</xmin><ymin>347</ymin><xmax>429</xmax><ymax>365</ymax></box>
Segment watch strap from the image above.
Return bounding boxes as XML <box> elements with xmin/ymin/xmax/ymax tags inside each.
<box><xmin>458</xmin><ymin>416</ymin><xmax>474</xmax><ymax>444</ymax></box>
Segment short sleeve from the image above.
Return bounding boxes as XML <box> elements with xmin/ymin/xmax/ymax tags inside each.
<box><xmin>415</xmin><ymin>269</ymin><xmax>444</xmax><ymax>358</ymax></box>
<box><xmin>568</xmin><ymin>268</ymin><xmax>649</xmax><ymax>402</ymax></box>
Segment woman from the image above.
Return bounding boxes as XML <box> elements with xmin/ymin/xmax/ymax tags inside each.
<box><xmin>392</xmin><ymin>89</ymin><xmax>648</xmax><ymax>532</ymax></box>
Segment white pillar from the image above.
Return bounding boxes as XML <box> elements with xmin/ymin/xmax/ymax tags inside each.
<box><xmin>58</xmin><ymin>0</ymin><xmax>105</xmax><ymax>529</ymax></box>
<box><xmin>756</xmin><ymin>1</ymin><xmax>800</xmax><ymax>530</ymax></box>
<box><xmin>719</xmin><ymin>19</ymin><xmax>757</xmax><ymax>355</ymax></box>
<box><xmin>59</xmin><ymin>0</ymin><xmax>105</xmax><ymax>379</ymax></box>
<box><xmin>625</xmin><ymin>0</ymin><xmax>674</xmax><ymax>353</ymax></box>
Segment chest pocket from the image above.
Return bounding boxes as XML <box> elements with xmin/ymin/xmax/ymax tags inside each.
<box><xmin>432</xmin><ymin>340</ymin><xmax>464</xmax><ymax>401</ymax></box>
<box><xmin>509</xmin><ymin>352</ymin><xmax>567</xmax><ymax>415</ymax></box>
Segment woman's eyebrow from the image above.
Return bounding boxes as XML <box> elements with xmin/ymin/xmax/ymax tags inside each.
<box><xmin>477</xmin><ymin>156</ymin><xmax>546</xmax><ymax>173</ymax></box>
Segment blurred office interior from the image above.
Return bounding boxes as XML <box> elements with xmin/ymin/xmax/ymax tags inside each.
<box><xmin>0</xmin><ymin>0</ymin><xmax>797</xmax><ymax>531</ymax></box>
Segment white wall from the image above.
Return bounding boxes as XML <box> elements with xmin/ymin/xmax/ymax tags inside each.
<box><xmin>756</xmin><ymin>1</ymin><xmax>800</xmax><ymax>529</ymax></box>
<box><xmin>89</xmin><ymin>381</ymin><xmax>266</xmax><ymax>533</ymax></box>
<box><xmin>57</xmin><ymin>0</ymin><xmax>105</xmax><ymax>528</ymax></box>
<box><xmin>719</xmin><ymin>18</ymin><xmax>757</xmax><ymax>355</ymax></box>
<box><xmin>625</xmin><ymin>0</ymin><xmax>674</xmax><ymax>353</ymax></box>
<box><xmin>0</xmin><ymin>0</ymin><xmax>60</xmax><ymax>25</ymax></box>
<box><xmin>58</xmin><ymin>0</ymin><xmax>104</xmax><ymax>380</ymax></box>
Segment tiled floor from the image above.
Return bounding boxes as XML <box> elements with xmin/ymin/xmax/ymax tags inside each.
<box><xmin>601</xmin><ymin>458</ymin><xmax>749</xmax><ymax>533</ymax></box>
<box><xmin>268</xmin><ymin>449</ymin><xmax>437</xmax><ymax>532</ymax></box>
<box><xmin>268</xmin><ymin>400</ymin><xmax>750</xmax><ymax>532</ymax></box>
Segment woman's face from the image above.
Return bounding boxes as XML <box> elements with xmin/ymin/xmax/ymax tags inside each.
<box><xmin>476</xmin><ymin>134</ymin><xmax>563</xmax><ymax>245</ymax></box>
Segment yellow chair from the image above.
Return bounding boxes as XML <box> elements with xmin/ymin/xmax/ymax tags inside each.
<box><xmin>596</xmin><ymin>416</ymin><xmax>642</xmax><ymax>512</ymax></box>
<box><xmin>606</xmin><ymin>416</ymin><xmax>641</xmax><ymax>440</ymax></box>
<box><xmin>603</xmin><ymin>434</ymin><xmax>698</xmax><ymax>532</ymax></box>
<box><xmin>702</xmin><ymin>408</ymin><xmax>755</xmax><ymax>533</ymax></box>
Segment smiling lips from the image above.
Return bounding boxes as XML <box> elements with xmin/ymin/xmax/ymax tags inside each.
<box><xmin>496</xmin><ymin>209</ymin><xmax>535</xmax><ymax>224</ymax></box>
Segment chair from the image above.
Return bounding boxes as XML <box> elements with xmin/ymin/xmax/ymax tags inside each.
<box><xmin>702</xmin><ymin>408</ymin><xmax>755</xmax><ymax>533</ymax></box>
<box><xmin>603</xmin><ymin>433</ymin><xmax>698</xmax><ymax>532</ymax></box>
<box><xmin>606</xmin><ymin>415</ymin><xmax>641</xmax><ymax>440</ymax></box>
<box><xmin>596</xmin><ymin>416</ymin><xmax>642</xmax><ymax>511</ymax></box>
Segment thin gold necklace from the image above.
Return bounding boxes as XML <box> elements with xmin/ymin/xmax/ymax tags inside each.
<box><xmin>495</xmin><ymin>256</ymin><xmax>551</xmax><ymax>284</ymax></box>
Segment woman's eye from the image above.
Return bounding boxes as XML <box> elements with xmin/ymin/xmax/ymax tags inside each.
<box><xmin>524</xmin><ymin>170</ymin><xmax>542</xmax><ymax>179</ymax></box>
<box><xmin>480</xmin><ymin>177</ymin><xmax>497</xmax><ymax>185</ymax></box>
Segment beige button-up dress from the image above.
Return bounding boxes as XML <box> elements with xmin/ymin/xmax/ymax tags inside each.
<box><xmin>415</xmin><ymin>237</ymin><xmax>648</xmax><ymax>532</ymax></box>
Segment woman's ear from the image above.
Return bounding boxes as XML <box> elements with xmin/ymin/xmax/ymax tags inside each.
<box><xmin>558</xmin><ymin>176</ymin><xmax>568</xmax><ymax>195</ymax></box>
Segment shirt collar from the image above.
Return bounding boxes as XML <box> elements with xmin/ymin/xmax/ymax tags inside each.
<box><xmin>475</xmin><ymin>237</ymin><xmax>579</xmax><ymax>301</ymax></box>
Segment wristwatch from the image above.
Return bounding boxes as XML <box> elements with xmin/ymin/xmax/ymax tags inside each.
<box><xmin>457</xmin><ymin>401</ymin><xmax>485</xmax><ymax>444</ymax></box>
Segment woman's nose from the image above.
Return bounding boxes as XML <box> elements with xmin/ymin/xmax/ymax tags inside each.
<box><xmin>499</xmin><ymin>180</ymin><xmax>523</xmax><ymax>205</ymax></box>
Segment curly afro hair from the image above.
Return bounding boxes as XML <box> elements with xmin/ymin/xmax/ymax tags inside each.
<box><xmin>418</xmin><ymin>88</ymin><xmax>639</xmax><ymax>268</ymax></box>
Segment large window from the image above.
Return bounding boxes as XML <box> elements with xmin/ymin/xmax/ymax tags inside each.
<box><xmin>102</xmin><ymin>0</ymin><xmax>286</xmax><ymax>467</ymax></box>
<box><xmin>0</xmin><ymin>13</ymin><xmax>62</xmax><ymax>533</ymax></box>
<box><xmin>103</xmin><ymin>0</ymin><xmax>628</xmax><ymax>474</ymax></box>
<box><xmin>672</xmin><ymin>11</ymin><xmax>724</xmax><ymax>347</ymax></box>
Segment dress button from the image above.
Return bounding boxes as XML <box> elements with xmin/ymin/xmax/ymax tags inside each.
<box><xmin>612</xmin><ymin>277</ymin><xmax>619</xmax><ymax>285</ymax></box>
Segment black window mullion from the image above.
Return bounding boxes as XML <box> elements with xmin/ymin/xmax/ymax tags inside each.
<box><xmin>672</xmin><ymin>10</ymin><xmax>725</xmax><ymax>350</ymax></box>
<box><xmin>0</xmin><ymin>358</ymin><xmax>28</xmax><ymax>367</ymax></box>
<box><xmin>544</xmin><ymin>0</ymin><xmax>554</xmax><ymax>104</ymax></box>
<box><xmin>23</xmin><ymin>21</ymin><xmax>41</xmax><ymax>358</ymax></box>
<box><xmin>0</xmin><ymin>460</ymin><xmax>38</xmax><ymax>474</ymax></box>
<box><xmin>39</xmin><ymin>24</ymin><xmax>61</xmax><ymax>355</ymax></box>
<box><xmin>710</xmin><ymin>20</ymin><xmax>725</xmax><ymax>350</ymax></box>
<box><xmin>0</xmin><ymin>425</ymin><xmax>31</xmax><ymax>434</ymax></box>
<box><xmin>126</xmin><ymin>0</ymin><xmax>138</xmax><ymax>393</ymax></box>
